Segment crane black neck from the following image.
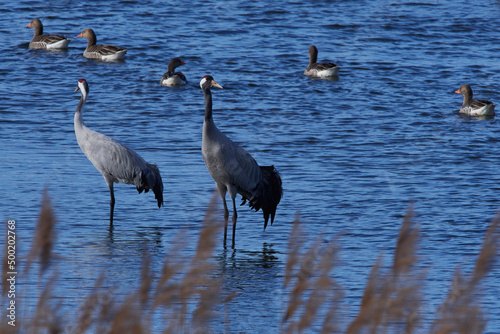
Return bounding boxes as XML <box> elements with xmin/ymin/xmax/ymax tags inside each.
<box><xmin>203</xmin><ymin>86</ymin><xmax>213</xmax><ymax>121</ymax></box>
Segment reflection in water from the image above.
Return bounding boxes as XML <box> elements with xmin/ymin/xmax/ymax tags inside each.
<box><xmin>107</xmin><ymin>222</ymin><xmax>114</xmax><ymax>243</ymax></box>
<box><xmin>216</xmin><ymin>242</ymin><xmax>284</xmax><ymax>331</ymax></box>
<box><xmin>3</xmin><ymin>0</ymin><xmax>500</xmax><ymax>331</ymax></box>
<box><xmin>219</xmin><ymin>242</ymin><xmax>280</xmax><ymax>270</ymax></box>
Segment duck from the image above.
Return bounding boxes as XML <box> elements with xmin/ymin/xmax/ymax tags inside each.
<box><xmin>303</xmin><ymin>45</ymin><xmax>340</xmax><ymax>78</ymax></box>
<box><xmin>455</xmin><ymin>84</ymin><xmax>495</xmax><ymax>116</ymax></box>
<box><xmin>26</xmin><ymin>18</ymin><xmax>71</xmax><ymax>49</ymax></box>
<box><xmin>160</xmin><ymin>57</ymin><xmax>187</xmax><ymax>86</ymax></box>
<box><xmin>77</xmin><ymin>28</ymin><xmax>127</xmax><ymax>61</ymax></box>
<box><xmin>200</xmin><ymin>75</ymin><xmax>283</xmax><ymax>246</ymax></box>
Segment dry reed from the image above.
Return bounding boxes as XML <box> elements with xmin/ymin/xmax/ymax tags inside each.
<box><xmin>430</xmin><ymin>211</ymin><xmax>500</xmax><ymax>334</ymax></box>
<box><xmin>282</xmin><ymin>215</ymin><xmax>342</xmax><ymax>333</ymax></box>
<box><xmin>1</xmin><ymin>192</ymin><xmax>499</xmax><ymax>333</ymax></box>
<box><xmin>27</xmin><ymin>187</ymin><xmax>56</xmax><ymax>273</ymax></box>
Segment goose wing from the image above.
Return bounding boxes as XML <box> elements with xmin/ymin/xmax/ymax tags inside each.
<box><xmin>88</xmin><ymin>44</ymin><xmax>127</xmax><ymax>56</ymax></box>
<box><xmin>311</xmin><ymin>62</ymin><xmax>338</xmax><ymax>71</ymax></box>
<box><xmin>471</xmin><ymin>99</ymin><xmax>494</xmax><ymax>109</ymax></box>
<box><xmin>33</xmin><ymin>34</ymin><xmax>68</xmax><ymax>45</ymax></box>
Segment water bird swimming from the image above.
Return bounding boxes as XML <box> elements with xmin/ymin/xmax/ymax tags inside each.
<box><xmin>26</xmin><ymin>18</ymin><xmax>71</xmax><ymax>49</ymax></box>
<box><xmin>161</xmin><ymin>57</ymin><xmax>187</xmax><ymax>86</ymax></box>
<box><xmin>77</xmin><ymin>28</ymin><xmax>127</xmax><ymax>61</ymax></box>
<box><xmin>455</xmin><ymin>84</ymin><xmax>495</xmax><ymax>116</ymax></box>
<box><xmin>200</xmin><ymin>75</ymin><xmax>283</xmax><ymax>247</ymax></box>
<box><xmin>74</xmin><ymin>79</ymin><xmax>163</xmax><ymax>224</ymax></box>
<box><xmin>303</xmin><ymin>45</ymin><xmax>340</xmax><ymax>78</ymax></box>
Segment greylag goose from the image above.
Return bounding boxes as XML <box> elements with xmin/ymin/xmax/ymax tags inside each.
<box><xmin>26</xmin><ymin>18</ymin><xmax>71</xmax><ymax>49</ymax></box>
<box><xmin>200</xmin><ymin>75</ymin><xmax>283</xmax><ymax>247</ymax></box>
<box><xmin>160</xmin><ymin>57</ymin><xmax>187</xmax><ymax>86</ymax></box>
<box><xmin>455</xmin><ymin>84</ymin><xmax>495</xmax><ymax>116</ymax></box>
<box><xmin>74</xmin><ymin>79</ymin><xmax>163</xmax><ymax>224</ymax></box>
<box><xmin>77</xmin><ymin>28</ymin><xmax>127</xmax><ymax>61</ymax></box>
<box><xmin>304</xmin><ymin>45</ymin><xmax>340</xmax><ymax>78</ymax></box>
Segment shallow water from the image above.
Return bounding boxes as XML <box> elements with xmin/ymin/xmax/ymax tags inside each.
<box><xmin>2</xmin><ymin>0</ymin><xmax>500</xmax><ymax>332</ymax></box>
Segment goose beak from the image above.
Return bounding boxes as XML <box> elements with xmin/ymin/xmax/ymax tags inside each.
<box><xmin>212</xmin><ymin>80</ymin><xmax>223</xmax><ymax>89</ymax></box>
<box><xmin>454</xmin><ymin>89</ymin><xmax>460</xmax><ymax>94</ymax></box>
<box><xmin>75</xmin><ymin>86</ymin><xmax>80</xmax><ymax>93</ymax></box>
<box><xmin>26</xmin><ymin>23</ymin><xmax>31</xmax><ymax>28</ymax></box>
<box><xmin>77</xmin><ymin>33</ymin><xmax>83</xmax><ymax>38</ymax></box>
<box><xmin>180</xmin><ymin>61</ymin><xmax>186</xmax><ymax>65</ymax></box>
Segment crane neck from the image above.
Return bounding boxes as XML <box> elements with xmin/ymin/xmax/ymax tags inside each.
<box><xmin>75</xmin><ymin>93</ymin><xmax>88</xmax><ymax>128</ymax></box>
<box><xmin>76</xmin><ymin>93</ymin><xmax>88</xmax><ymax>113</ymax></box>
<box><xmin>203</xmin><ymin>86</ymin><xmax>213</xmax><ymax>122</ymax></box>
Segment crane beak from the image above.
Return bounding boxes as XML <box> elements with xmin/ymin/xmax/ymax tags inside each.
<box><xmin>212</xmin><ymin>80</ymin><xmax>223</xmax><ymax>89</ymax></box>
<box><xmin>74</xmin><ymin>86</ymin><xmax>80</xmax><ymax>93</ymax></box>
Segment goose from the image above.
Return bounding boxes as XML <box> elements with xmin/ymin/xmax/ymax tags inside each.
<box><xmin>304</xmin><ymin>45</ymin><xmax>340</xmax><ymax>78</ymax></box>
<box><xmin>455</xmin><ymin>84</ymin><xmax>495</xmax><ymax>116</ymax></box>
<box><xmin>74</xmin><ymin>79</ymin><xmax>163</xmax><ymax>223</ymax></box>
<box><xmin>200</xmin><ymin>75</ymin><xmax>283</xmax><ymax>246</ymax></box>
<box><xmin>160</xmin><ymin>57</ymin><xmax>187</xmax><ymax>86</ymax></box>
<box><xmin>77</xmin><ymin>28</ymin><xmax>127</xmax><ymax>61</ymax></box>
<box><xmin>26</xmin><ymin>18</ymin><xmax>71</xmax><ymax>49</ymax></box>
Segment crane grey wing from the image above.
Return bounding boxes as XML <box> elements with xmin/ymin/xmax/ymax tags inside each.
<box><xmin>230</xmin><ymin>144</ymin><xmax>262</xmax><ymax>196</ymax></box>
<box><xmin>79</xmin><ymin>131</ymin><xmax>146</xmax><ymax>183</ymax></box>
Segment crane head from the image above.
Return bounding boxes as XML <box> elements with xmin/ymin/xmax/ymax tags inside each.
<box><xmin>200</xmin><ymin>75</ymin><xmax>223</xmax><ymax>90</ymax></box>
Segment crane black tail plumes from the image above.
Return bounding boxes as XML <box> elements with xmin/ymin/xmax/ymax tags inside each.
<box><xmin>260</xmin><ymin>165</ymin><xmax>283</xmax><ymax>229</ymax></box>
<box><xmin>138</xmin><ymin>163</ymin><xmax>164</xmax><ymax>208</ymax></box>
<box><xmin>243</xmin><ymin>165</ymin><xmax>283</xmax><ymax>230</ymax></box>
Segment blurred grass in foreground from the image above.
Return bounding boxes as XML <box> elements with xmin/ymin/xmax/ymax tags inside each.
<box><xmin>1</xmin><ymin>192</ymin><xmax>498</xmax><ymax>333</ymax></box>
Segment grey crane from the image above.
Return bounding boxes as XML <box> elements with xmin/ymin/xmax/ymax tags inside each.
<box><xmin>200</xmin><ymin>75</ymin><xmax>283</xmax><ymax>246</ymax></box>
<box><xmin>74</xmin><ymin>79</ymin><xmax>163</xmax><ymax>224</ymax></box>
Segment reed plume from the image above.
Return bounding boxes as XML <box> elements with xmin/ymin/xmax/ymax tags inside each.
<box><xmin>430</xmin><ymin>211</ymin><xmax>500</xmax><ymax>334</ymax></box>
<box><xmin>4</xmin><ymin>190</ymin><xmax>500</xmax><ymax>333</ymax></box>
<box><xmin>27</xmin><ymin>187</ymin><xmax>56</xmax><ymax>273</ymax></box>
<box><xmin>282</xmin><ymin>216</ymin><xmax>342</xmax><ymax>333</ymax></box>
<box><xmin>346</xmin><ymin>205</ymin><xmax>422</xmax><ymax>334</ymax></box>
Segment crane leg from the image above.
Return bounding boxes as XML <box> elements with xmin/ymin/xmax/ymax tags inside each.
<box><xmin>217</xmin><ymin>184</ymin><xmax>229</xmax><ymax>246</ymax></box>
<box><xmin>107</xmin><ymin>181</ymin><xmax>115</xmax><ymax>225</ymax></box>
<box><xmin>222</xmin><ymin>197</ymin><xmax>229</xmax><ymax>246</ymax></box>
<box><xmin>231</xmin><ymin>197</ymin><xmax>238</xmax><ymax>248</ymax></box>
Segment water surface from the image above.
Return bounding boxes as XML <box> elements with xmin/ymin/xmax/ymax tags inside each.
<box><xmin>1</xmin><ymin>0</ymin><xmax>500</xmax><ymax>332</ymax></box>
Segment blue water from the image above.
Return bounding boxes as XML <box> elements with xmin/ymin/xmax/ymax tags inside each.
<box><xmin>1</xmin><ymin>0</ymin><xmax>500</xmax><ymax>332</ymax></box>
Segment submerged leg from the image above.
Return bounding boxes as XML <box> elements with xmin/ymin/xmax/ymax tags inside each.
<box><xmin>228</xmin><ymin>186</ymin><xmax>238</xmax><ymax>248</ymax></box>
<box><xmin>231</xmin><ymin>196</ymin><xmax>238</xmax><ymax>248</ymax></box>
<box><xmin>222</xmin><ymin>197</ymin><xmax>229</xmax><ymax>246</ymax></box>
<box><xmin>106</xmin><ymin>180</ymin><xmax>115</xmax><ymax>225</ymax></box>
<box><xmin>216</xmin><ymin>184</ymin><xmax>229</xmax><ymax>246</ymax></box>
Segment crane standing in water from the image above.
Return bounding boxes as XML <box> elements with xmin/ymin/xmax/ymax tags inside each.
<box><xmin>200</xmin><ymin>75</ymin><xmax>283</xmax><ymax>247</ymax></box>
<box><xmin>74</xmin><ymin>79</ymin><xmax>163</xmax><ymax>224</ymax></box>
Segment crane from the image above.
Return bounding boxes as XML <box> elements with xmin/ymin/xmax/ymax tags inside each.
<box><xmin>74</xmin><ymin>79</ymin><xmax>163</xmax><ymax>224</ymax></box>
<box><xmin>200</xmin><ymin>75</ymin><xmax>283</xmax><ymax>247</ymax></box>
